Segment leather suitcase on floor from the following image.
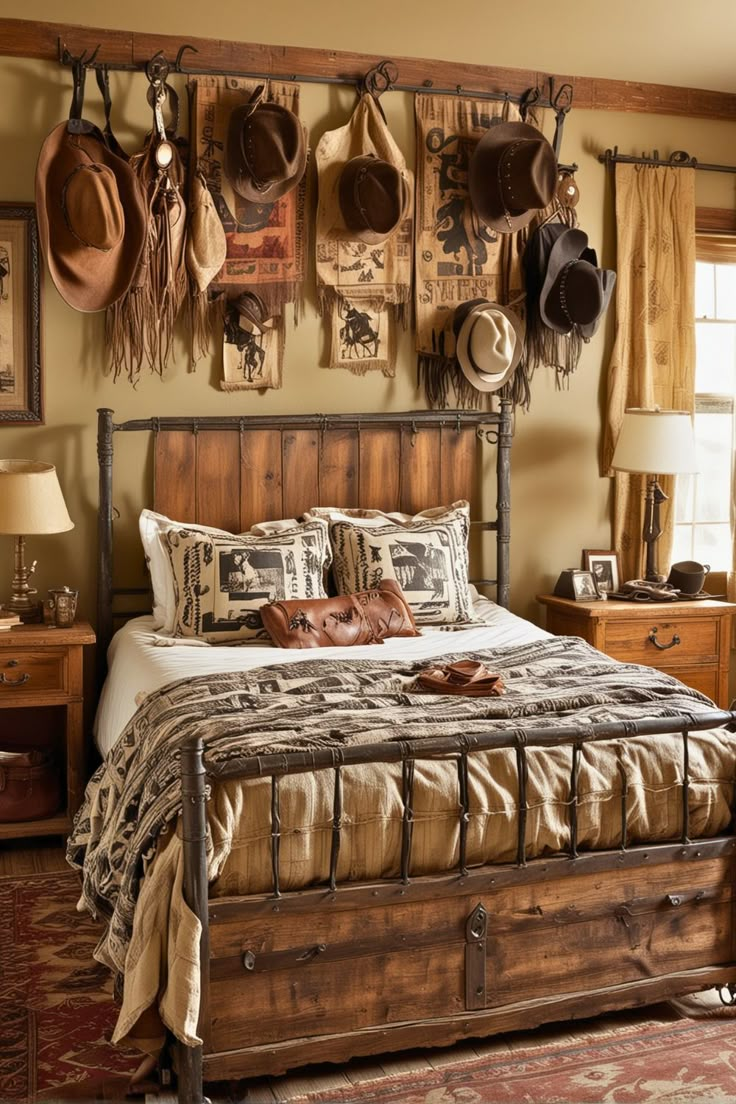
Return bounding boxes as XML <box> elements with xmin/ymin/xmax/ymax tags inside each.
<box><xmin>0</xmin><ymin>748</ymin><xmax>61</xmax><ymax>822</ymax></box>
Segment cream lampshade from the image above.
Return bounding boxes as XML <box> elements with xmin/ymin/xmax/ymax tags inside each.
<box><xmin>0</xmin><ymin>461</ymin><xmax>74</xmax><ymax>620</ymax></box>
<box><xmin>611</xmin><ymin>409</ymin><xmax>697</xmax><ymax>582</ymax></box>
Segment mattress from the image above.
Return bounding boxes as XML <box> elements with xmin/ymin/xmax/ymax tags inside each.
<box><xmin>95</xmin><ymin>589</ymin><xmax>549</xmax><ymax>755</ymax></box>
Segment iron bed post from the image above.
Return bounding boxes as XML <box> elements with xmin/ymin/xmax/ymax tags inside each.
<box><xmin>496</xmin><ymin>398</ymin><xmax>512</xmax><ymax>609</ymax></box>
<box><xmin>179</xmin><ymin>736</ymin><xmax>210</xmax><ymax>1104</ymax></box>
<box><xmin>97</xmin><ymin>407</ymin><xmax>115</xmax><ymax>690</ymax></box>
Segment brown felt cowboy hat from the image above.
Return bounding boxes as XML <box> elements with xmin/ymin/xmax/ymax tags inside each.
<box><xmin>469</xmin><ymin>120</ymin><xmax>557</xmax><ymax>233</ymax></box>
<box><xmin>452</xmin><ymin>299</ymin><xmax>525</xmax><ymax>392</ymax></box>
<box><xmin>338</xmin><ymin>153</ymin><xmax>410</xmax><ymax>244</ymax></box>
<box><xmin>35</xmin><ymin>122</ymin><xmax>147</xmax><ymax>313</ymax></box>
<box><xmin>225</xmin><ymin>86</ymin><xmax>307</xmax><ymax>204</ymax></box>
<box><xmin>539</xmin><ymin>227</ymin><xmax>616</xmax><ymax>339</ymax></box>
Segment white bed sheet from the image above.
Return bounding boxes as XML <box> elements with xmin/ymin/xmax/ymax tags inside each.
<box><xmin>94</xmin><ymin>592</ymin><xmax>550</xmax><ymax>756</ymax></box>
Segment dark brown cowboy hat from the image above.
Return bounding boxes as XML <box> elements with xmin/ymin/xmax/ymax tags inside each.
<box><xmin>469</xmin><ymin>120</ymin><xmax>557</xmax><ymax>233</ymax></box>
<box><xmin>539</xmin><ymin>227</ymin><xmax>616</xmax><ymax>339</ymax></box>
<box><xmin>234</xmin><ymin>292</ymin><xmax>273</xmax><ymax>334</ymax></box>
<box><xmin>338</xmin><ymin>153</ymin><xmax>410</xmax><ymax>244</ymax></box>
<box><xmin>35</xmin><ymin>121</ymin><xmax>147</xmax><ymax>313</ymax></box>
<box><xmin>452</xmin><ymin>298</ymin><xmax>525</xmax><ymax>392</ymax></box>
<box><xmin>225</xmin><ymin>86</ymin><xmax>307</xmax><ymax>204</ymax></box>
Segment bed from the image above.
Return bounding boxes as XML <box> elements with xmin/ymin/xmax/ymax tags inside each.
<box><xmin>77</xmin><ymin>405</ymin><xmax>736</xmax><ymax>1104</ymax></box>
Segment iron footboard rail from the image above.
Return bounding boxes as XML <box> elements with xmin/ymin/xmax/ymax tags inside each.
<box><xmin>177</xmin><ymin>707</ymin><xmax>736</xmax><ymax>1103</ymax></box>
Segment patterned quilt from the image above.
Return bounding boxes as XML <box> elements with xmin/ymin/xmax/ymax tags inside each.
<box><xmin>67</xmin><ymin>636</ymin><xmax>720</xmax><ymax>983</ymax></box>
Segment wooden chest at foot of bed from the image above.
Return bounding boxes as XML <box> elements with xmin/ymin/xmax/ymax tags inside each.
<box><xmin>201</xmin><ymin>840</ymin><xmax>736</xmax><ymax>1080</ymax></box>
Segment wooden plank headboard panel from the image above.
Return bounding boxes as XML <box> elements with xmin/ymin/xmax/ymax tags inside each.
<box><xmin>153</xmin><ymin>423</ymin><xmax>481</xmax><ymax>526</ymax></box>
<box><xmin>97</xmin><ymin>408</ymin><xmax>512</xmax><ymax>679</ymax></box>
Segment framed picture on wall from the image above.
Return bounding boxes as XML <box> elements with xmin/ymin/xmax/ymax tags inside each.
<box><xmin>583</xmin><ymin>549</ymin><xmax>621</xmax><ymax>594</ymax></box>
<box><xmin>0</xmin><ymin>204</ymin><xmax>42</xmax><ymax>425</ymax></box>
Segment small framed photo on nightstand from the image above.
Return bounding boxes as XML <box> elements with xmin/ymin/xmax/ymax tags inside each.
<box><xmin>572</xmin><ymin>570</ymin><xmax>600</xmax><ymax>600</ymax></box>
<box><xmin>583</xmin><ymin>550</ymin><xmax>621</xmax><ymax>595</ymax></box>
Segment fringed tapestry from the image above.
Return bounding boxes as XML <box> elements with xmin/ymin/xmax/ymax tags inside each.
<box><xmin>414</xmin><ymin>93</ymin><xmax>526</xmax><ymax>409</ymax></box>
<box><xmin>315</xmin><ymin>93</ymin><xmax>412</xmax><ymax>376</ymax></box>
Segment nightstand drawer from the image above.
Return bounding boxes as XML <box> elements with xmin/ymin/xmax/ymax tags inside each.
<box><xmin>604</xmin><ymin>617</ymin><xmax>717</xmax><ymax>666</ymax></box>
<box><xmin>0</xmin><ymin>649</ymin><xmax>68</xmax><ymax>697</ymax></box>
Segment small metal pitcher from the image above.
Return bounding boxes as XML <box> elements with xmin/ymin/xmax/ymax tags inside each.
<box><xmin>45</xmin><ymin>587</ymin><xmax>78</xmax><ymax>628</ymax></box>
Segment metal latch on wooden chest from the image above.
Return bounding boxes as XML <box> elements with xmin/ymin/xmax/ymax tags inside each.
<box><xmin>465</xmin><ymin>902</ymin><xmax>487</xmax><ymax>1010</ymax></box>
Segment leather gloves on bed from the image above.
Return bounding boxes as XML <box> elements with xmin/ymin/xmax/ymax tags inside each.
<box><xmin>415</xmin><ymin>660</ymin><xmax>505</xmax><ymax>697</ymax></box>
<box><xmin>261</xmin><ymin>579</ymin><xmax>419</xmax><ymax>648</ymax></box>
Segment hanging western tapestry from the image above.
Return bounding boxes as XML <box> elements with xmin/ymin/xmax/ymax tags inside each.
<box><xmin>315</xmin><ymin>93</ymin><xmax>413</xmax><ymax>376</ymax></box>
<box><xmin>190</xmin><ymin>76</ymin><xmax>307</xmax><ymax>389</ymax></box>
<box><xmin>414</xmin><ymin>94</ymin><xmax>526</xmax><ymax>408</ymax></box>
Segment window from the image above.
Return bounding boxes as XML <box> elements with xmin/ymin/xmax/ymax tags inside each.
<box><xmin>671</xmin><ymin>252</ymin><xmax>736</xmax><ymax>571</ymax></box>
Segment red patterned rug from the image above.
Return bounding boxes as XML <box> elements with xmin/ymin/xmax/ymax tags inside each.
<box><xmin>0</xmin><ymin>870</ymin><xmax>139</xmax><ymax>1103</ymax></box>
<box><xmin>4</xmin><ymin>868</ymin><xmax>736</xmax><ymax>1103</ymax></box>
<box><xmin>285</xmin><ymin>996</ymin><xmax>736</xmax><ymax>1103</ymax></box>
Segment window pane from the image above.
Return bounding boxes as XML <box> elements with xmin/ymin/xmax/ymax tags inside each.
<box><xmin>692</xmin><ymin>412</ymin><xmax>732</xmax><ymax>523</ymax></box>
<box><xmin>675</xmin><ymin>472</ymin><xmax>695</xmax><ymax>523</ymax></box>
<box><xmin>693</xmin><ymin>523</ymin><xmax>731</xmax><ymax>573</ymax></box>
<box><xmin>695</xmin><ymin>322</ymin><xmax>736</xmax><ymax>393</ymax></box>
<box><xmin>695</xmin><ymin>262</ymin><xmax>715</xmax><ymax>319</ymax></box>
<box><xmin>671</xmin><ymin>523</ymin><xmax>693</xmax><ymax>565</ymax></box>
<box><xmin>715</xmin><ymin>264</ymin><xmax>736</xmax><ymax>320</ymax></box>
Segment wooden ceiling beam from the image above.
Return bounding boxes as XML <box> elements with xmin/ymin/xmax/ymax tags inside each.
<box><xmin>2</xmin><ymin>16</ymin><xmax>736</xmax><ymax>122</ymax></box>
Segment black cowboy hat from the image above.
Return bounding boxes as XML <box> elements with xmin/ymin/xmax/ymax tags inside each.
<box><xmin>469</xmin><ymin>120</ymin><xmax>557</xmax><ymax>234</ymax></box>
<box><xmin>539</xmin><ymin>226</ymin><xmax>616</xmax><ymax>339</ymax></box>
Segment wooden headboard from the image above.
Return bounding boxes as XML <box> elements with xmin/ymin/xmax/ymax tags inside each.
<box><xmin>97</xmin><ymin>406</ymin><xmax>512</xmax><ymax>672</ymax></box>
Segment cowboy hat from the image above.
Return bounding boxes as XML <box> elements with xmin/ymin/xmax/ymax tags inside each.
<box><xmin>35</xmin><ymin>122</ymin><xmax>147</xmax><ymax>313</ymax></box>
<box><xmin>539</xmin><ymin>227</ymin><xmax>616</xmax><ymax>338</ymax></box>
<box><xmin>186</xmin><ymin>172</ymin><xmax>227</xmax><ymax>293</ymax></box>
<box><xmin>452</xmin><ymin>299</ymin><xmax>525</xmax><ymax>392</ymax></box>
<box><xmin>234</xmin><ymin>292</ymin><xmax>273</xmax><ymax>334</ymax></box>
<box><xmin>338</xmin><ymin>153</ymin><xmax>410</xmax><ymax>244</ymax></box>
<box><xmin>469</xmin><ymin>120</ymin><xmax>557</xmax><ymax>233</ymax></box>
<box><xmin>225</xmin><ymin>86</ymin><xmax>307</xmax><ymax>203</ymax></box>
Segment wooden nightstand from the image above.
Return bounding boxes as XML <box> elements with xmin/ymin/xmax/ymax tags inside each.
<box><xmin>537</xmin><ymin>595</ymin><xmax>736</xmax><ymax>708</ymax></box>
<box><xmin>0</xmin><ymin>621</ymin><xmax>95</xmax><ymax>841</ymax></box>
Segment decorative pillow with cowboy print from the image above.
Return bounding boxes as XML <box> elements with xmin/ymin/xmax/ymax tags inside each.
<box><xmin>164</xmin><ymin>520</ymin><xmax>331</xmax><ymax>644</ymax></box>
<box><xmin>327</xmin><ymin>502</ymin><xmax>474</xmax><ymax>625</ymax></box>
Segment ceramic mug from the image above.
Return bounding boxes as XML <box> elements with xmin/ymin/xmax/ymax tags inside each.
<box><xmin>667</xmin><ymin>560</ymin><xmax>711</xmax><ymax>596</ymax></box>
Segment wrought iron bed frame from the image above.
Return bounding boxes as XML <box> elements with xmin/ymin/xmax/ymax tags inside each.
<box><xmin>95</xmin><ymin>406</ymin><xmax>736</xmax><ymax>1104</ymax></box>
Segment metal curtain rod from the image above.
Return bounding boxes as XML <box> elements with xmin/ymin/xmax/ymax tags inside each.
<box><xmin>58</xmin><ymin>40</ymin><xmax>574</xmax><ymax>113</ymax></box>
<box><xmin>599</xmin><ymin>146</ymin><xmax>736</xmax><ymax>176</ymax></box>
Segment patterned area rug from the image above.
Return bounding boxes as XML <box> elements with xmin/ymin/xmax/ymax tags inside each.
<box><xmin>4</xmin><ymin>869</ymin><xmax>736</xmax><ymax>1104</ymax></box>
<box><xmin>284</xmin><ymin>996</ymin><xmax>736</xmax><ymax>1103</ymax></box>
<box><xmin>0</xmin><ymin>870</ymin><xmax>139</xmax><ymax>1103</ymax></box>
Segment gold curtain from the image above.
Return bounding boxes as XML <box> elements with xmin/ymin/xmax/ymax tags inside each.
<box><xmin>602</xmin><ymin>163</ymin><xmax>696</xmax><ymax>583</ymax></box>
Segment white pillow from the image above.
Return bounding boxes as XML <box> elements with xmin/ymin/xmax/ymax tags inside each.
<box><xmin>139</xmin><ymin>510</ymin><xmax>299</xmax><ymax>635</ymax></box>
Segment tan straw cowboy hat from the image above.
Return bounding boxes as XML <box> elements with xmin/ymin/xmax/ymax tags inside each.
<box><xmin>35</xmin><ymin>121</ymin><xmax>147</xmax><ymax>312</ymax></box>
<box><xmin>452</xmin><ymin>299</ymin><xmax>525</xmax><ymax>392</ymax></box>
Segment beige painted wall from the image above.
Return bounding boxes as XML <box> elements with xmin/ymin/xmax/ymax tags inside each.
<box><xmin>1</xmin><ymin>7</ymin><xmax>736</xmax><ymax>633</ymax></box>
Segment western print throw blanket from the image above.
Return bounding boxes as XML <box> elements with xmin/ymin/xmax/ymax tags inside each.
<box><xmin>68</xmin><ymin>635</ymin><xmax>720</xmax><ymax>1005</ymax></box>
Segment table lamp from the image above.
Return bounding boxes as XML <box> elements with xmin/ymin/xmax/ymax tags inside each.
<box><xmin>0</xmin><ymin>460</ymin><xmax>74</xmax><ymax>621</ymax></box>
<box><xmin>610</xmin><ymin>408</ymin><xmax>697</xmax><ymax>583</ymax></box>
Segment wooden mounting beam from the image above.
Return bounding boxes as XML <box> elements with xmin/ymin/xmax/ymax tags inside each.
<box><xmin>2</xmin><ymin>16</ymin><xmax>736</xmax><ymax>122</ymax></box>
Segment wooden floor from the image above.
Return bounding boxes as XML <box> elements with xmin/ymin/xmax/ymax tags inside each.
<box><xmin>1</xmin><ymin>839</ymin><xmax>527</xmax><ymax>1103</ymax></box>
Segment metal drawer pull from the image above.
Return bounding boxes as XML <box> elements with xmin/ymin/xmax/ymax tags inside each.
<box><xmin>0</xmin><ymin>671</ymin><xmax>29</xmax><ymax>685</ymax></box>
<box><xmin>648</xmin><ymin>627</ymin><xmax>681</xmax><ymax>651</ymax></box>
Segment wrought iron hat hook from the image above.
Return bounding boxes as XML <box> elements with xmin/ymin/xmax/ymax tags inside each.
<box><xmin>361</xmin><ymin>60</ymin><xmax>398</xmax><ymax>104</ymax></box>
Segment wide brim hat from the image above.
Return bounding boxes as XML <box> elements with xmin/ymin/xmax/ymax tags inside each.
<box><xmin>469</xmin><ymin>120</ymin><xmax>557</xmax><ymax>234</ymax></box>
<box><xmin>35</xmin><ymin>121</ymin><xmax>147</xmax><ymax>313</ymax></box>
<box><xmin>453</xmin><ymin>299</ymin><xmax>525</xmax><ymax>392</ymax></box>
<box><xmin>186</xmin><ymin>172</ymin><xmax>227</xmax><ymax>293</ymax></box>
<box><xmin>338</xmin><ymin>153</ymin><xmax>410</xmax><ymax>244</ymax></box>
<box><xmin>539</xmin><ymin>227</ymin><xmax>616</xmax><ymax>338</ymax></box>
<box><xmin>225</xmin><ymin>90</ymin><xmax>307</xmax><ymax>204</ymax></box>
